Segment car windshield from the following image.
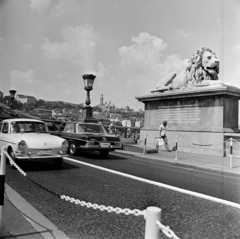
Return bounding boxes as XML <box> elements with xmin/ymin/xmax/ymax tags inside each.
<box><xmin>77</xmin><ymin>124</ymin><xmax>107</xmax><ymax>134</ymax></box>
<box><xmin>11</xmin><ymin>122</ymin><xmax>48</xmax><ymax>134</ymax></box>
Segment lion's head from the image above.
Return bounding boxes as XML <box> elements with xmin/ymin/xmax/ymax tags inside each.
<box><xmin>185</xmin><ymin>47</ymin><xmax>219</xmax><ymax>84</ymax></box>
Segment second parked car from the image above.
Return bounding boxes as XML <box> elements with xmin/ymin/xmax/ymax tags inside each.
<box><xmin>51</xmin><ymin>121</ymin><xmax>123</xmax><ymax>157</ymax></box>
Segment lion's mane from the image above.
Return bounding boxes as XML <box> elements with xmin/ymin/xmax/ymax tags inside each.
<box><xmin>185</xmin><ymin>47</ymin><xmax>219</xmax><ymax>85</ymax></box>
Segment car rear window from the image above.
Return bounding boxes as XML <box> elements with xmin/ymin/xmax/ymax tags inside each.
<box><xmin>77</xmin><ymin>124</ymin><xmax>106</xmax><ymax>134</ymax></box>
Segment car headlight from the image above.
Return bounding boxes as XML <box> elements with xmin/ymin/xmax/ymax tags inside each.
<box><xmin>18</xmin><ymin>140</ymin><xmax>27</xmax><ymax>149</ymax></box>
<box><xmin>62</xmin><ymin>140</ymin><xmax>69</xmax><ymax>148</ymax></box>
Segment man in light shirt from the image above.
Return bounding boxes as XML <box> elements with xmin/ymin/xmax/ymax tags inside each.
<box><xmin>159</xmin><ymin>120</ymin><xmax>171</xmax><ymax>152</ymax></box>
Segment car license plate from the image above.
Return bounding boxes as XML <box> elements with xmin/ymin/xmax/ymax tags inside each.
<box><xmin>37</xmin><ymin>150</ymin><xmax>53</xmax><ymax>155</ymax></box>
<box><xmin>100</xmin><ymin>143</ymin><xmax>110</xmax><ymax>147</ymax></box>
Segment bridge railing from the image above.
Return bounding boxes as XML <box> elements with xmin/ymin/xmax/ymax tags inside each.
<box><xmin>42</xmin><ymin>119</ymin><xmax>141</xmax><ymax>142</ymax></box>
<box><xmin>103</xmin><ymin>125</ymin><xmax>140</xmax><ymax>142</ymax></box>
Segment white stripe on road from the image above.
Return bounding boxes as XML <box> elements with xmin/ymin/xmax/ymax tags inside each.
<box><xmin>63</xmin><ymin>157</ymin><xmax>240</xmax><ymax>209</ymax></box>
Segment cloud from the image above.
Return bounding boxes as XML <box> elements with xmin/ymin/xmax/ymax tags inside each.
<box><xmin>41</xmin><ymin>25</ymin><xmax>99</xmax><ymax>72</ymax></box>
<box><xmin>175</xmin><ymin>29</ymin><xmax>192</xmax><ymax>38</ymax></box>
<box><xmin>235</xmin><ymin>62</ymin><xmax>240</xmax><ymax>78</ymax></box>
<box><xmin>217</xmin><ymin>18</ymin><xmax>229</xmax><ymax>28</ymax></box>
<box><xmin>119</xmin><ymin>33</ymin><xmax>167</xmax><ymax>75</ymax></box>
<box><xmin>10</xmin><ymin>70</ymin><xmax>36</xmax><ymax>84</ymax></box>
<box><xmin>50</xmin><ymin>0</ymin><xmax>80</xmax><ymax>19</ymax></box>
<box><xmin>119</xmin><ymin>32</ymin><xmax>186</xmax><ymax>83</ymax></box>
<box><xmin>96</xmin><ymin>62</ymin><xmax>109</xmax><ymax>78</ymax></box>
<box><xmin>29</xmin><ymin>0</ymin><xmax>52</xmax><ymax>12</ymax></box>
<box><xmin>22</xmin><ymin>43</ymin><xmax>33</xmax><ymax>50</ymax></box>
<box><xmin>0</xmin><ymin>37</ymin><xmax>4</xmax><ymax>50</ymax></box>
<box><xmin>232</xmin><ymin>44</ymin><xmax>240</xmax><ymax>52</ymax></box>
<box><xmin>10</xmin><ymin>70</ymin><xmax>37</xmax><ymax>92</ymax></box>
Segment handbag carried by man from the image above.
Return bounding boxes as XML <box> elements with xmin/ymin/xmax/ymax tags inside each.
<box><xmin>156</xmin><ymin>138</ymin><xmax>164</xmax><ymax>149</ymax></box>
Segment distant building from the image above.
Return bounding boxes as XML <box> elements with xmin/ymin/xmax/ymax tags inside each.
<box><xmin>122</xmin><ymin>119</ymin><xmax>132</xmax><ymax>127</ymax></box>
<box><xmin>135</xmin><ymin>120</ymin><xmax>144</xmax><ymax>128</ymax></box>
<box><xmin>97</xmin><ymin>92</ymin><xmax>121</xmax><ymax>112</ymax></box>
<box><xmin>100</xmin><ymin>92</ymin><xmax>104</xmax><ymax>106</ymax></box>
<box><xmin>55</xmin><ymin>113</ymin><xmax>73</xmax><ymax>121</ymax></box>
<box><xmin>0</xmin><ymin>91</ymin><xmax>3</xmax><ymax>99</ymax></box>
<box><xmin>16</xmin><ymin>94</ymin><xmax>37</xmax><ymax>104</ymax></box>
<box><xmin>32</xmin><ymin>108</ymin><xmax>52</xmax><ymax>114</ymax></box>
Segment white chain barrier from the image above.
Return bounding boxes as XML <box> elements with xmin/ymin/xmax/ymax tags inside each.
<box><xmin>156</xmin><ymin>220</ymin><xmax>180</xmax><ymax>239</ymax></box>
<box><xmin>3</xmin><ymin>149</ymin><xmax>180</xmax><ymax>238</ymax></box>
<box><xmin>5</xmin><ymin>151</ymin><xmax>27</xmax><ymax>177</ymax></box>
<box><xmin>60</xmin><ymin>195</ymin><xmax>144</xmax><ymax>216</ymax></box>
<box><xmin>141</xmin><ymin>133</ymin><xmax>235</xmax><ymax>168</ymax></box>
<box><xmin>4</xmin><ymin>151</ymin><xmax>144</xmax><ymax>216</ymax></box>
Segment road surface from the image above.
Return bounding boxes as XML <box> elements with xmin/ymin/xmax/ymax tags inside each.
<box><xmin>5</xmin><ymin>152</ymin><xmax>240</xmax><ymax>239</ymax></box>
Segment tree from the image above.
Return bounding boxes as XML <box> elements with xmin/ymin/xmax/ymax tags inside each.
<box><xmin>37</xmin><ymin>99</ymin><xmax>45</xmax><ymax>108</ymax></box>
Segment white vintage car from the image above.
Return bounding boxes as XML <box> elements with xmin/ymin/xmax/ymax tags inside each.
<box><xmin>0</xmin><ymin>118</ymin><xmax>69</xmax><ymax>167</ymax></box>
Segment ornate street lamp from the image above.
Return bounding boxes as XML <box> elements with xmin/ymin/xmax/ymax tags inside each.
<box><xmin>9</xmin><ymin>90</ymin><xmax>16</xmax><ymax>108</ymax></box>
<box><xmin>80</xmin><ymin>74</ymin><xmax>97</xmax><ymax>122</ymax></box>
<box><xmin>82</xmin><ymin>74</ymin><xmax>96</xmax><ymax>106</ymax></box>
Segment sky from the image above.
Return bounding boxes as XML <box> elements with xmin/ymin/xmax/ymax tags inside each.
<box><xmin>0</xmin><ymin>0</ymin><xmax>240</xmax><ymax>110</ymax></box>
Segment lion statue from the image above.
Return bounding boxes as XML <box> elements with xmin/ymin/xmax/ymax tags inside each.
<box><xmin>151</xmin><ymin>47</ymin><xmax>222</xmax><ymax>93</ymax></box>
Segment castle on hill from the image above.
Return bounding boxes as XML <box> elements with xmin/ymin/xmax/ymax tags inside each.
<box><xmin>96</xmin><ymin>92</ymin><xmax>133</xmax><ymax>112</ymax></box>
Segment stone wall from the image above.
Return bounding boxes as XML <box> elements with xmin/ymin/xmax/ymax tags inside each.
<box><xmin>136</xmin><ymin>85</ymin><xmax>240</xmax><ymax>156</ymax></box>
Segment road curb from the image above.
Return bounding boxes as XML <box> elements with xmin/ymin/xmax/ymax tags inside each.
<box><xmin>4</xmin><ymin>184</ymin><xmax>70</xmax><ymax>239</ymax></box>
<box><xmin>112</xmin><ymin>150</ymin><xmax>240</xmax><ymax>177</ymax></box>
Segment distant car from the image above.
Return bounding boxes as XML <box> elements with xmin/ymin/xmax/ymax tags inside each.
<box><xmin>0</xmin><ymin>118</ymin><xmax>69</xmax><ymax>167</ymax></box>
<box><xmin>51</xmin><ymin>121</ymin><xmax>123</xmax><ymax>157</ymax></box>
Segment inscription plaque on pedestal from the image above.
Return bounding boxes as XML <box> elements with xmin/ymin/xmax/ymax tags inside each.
<box><xmin>157</xmin><ymin>104</ymin><xmax>201</xmax><ymax>125</ymax></box>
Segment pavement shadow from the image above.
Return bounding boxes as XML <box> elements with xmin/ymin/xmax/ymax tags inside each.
<box><xmin>6</xmin><ymin>160</ymin><xmax>78</xmax><ymax>172</ymax></box>
<box><xmin>72</xmin><ymin>151</ymin><xmax>129</xmax><ymax>160</ymax></box>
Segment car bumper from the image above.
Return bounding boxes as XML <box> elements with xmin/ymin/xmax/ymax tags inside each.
<box><xmin>78</xmin><ymin>144</ymin><xmax>122</xmax><ymax>151</ymax></box>
<box><xmin>14</xmin><ymin>148</ymin><xmax>67</xmax><ymax>161</ymax></box>
<box><xmin>15</xmin><ymin>154</ymin><xmax>66</xmax><ymax>161</ymax></box>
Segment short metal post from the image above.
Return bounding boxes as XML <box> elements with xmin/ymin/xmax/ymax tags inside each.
<box><xmin>230</xmin><ymin>138</ymin><xmax>233</xmax><ymax>168</ymax></box>
<box><xmin>124</xmin><ymin>126</ymin><xmax>127</xmax><ymax>138</ymax></box>
<box><xmin>143</xmin><ymin>133</ymin><xmax>147</xmax><ymax>155</ymax></box>
<box><xmin>0</xmin><ymin>147</ymin><xmax>7</xmax><ymax>238</ymax></box>
<box><xmin>144</xmin><ymin>206</ymin><xmax>161</xmax><ymax>239</ymax></box>
<box><xmin>174</xmin><ymin>135</ymin><xmax>178</xmax><ymax>160</ymax></box>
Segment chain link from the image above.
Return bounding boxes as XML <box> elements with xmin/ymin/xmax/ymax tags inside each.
<box><xmin>60</xmin><ymin>195</ymin><xmax>145</xmax><ymax>216</ymax></box>
<box><xmin>177</xmin><ymin>136</ymin><xmax>230</xmax><ymax>146</ymax></box>
<box><xmin>156</xmin><ymin>220</ymin><xmax>180</xmax><ymax>239</ymax></box>
<box><xmin>3</xmin><ymin>150</ymin><xmax>145</xmax><ymax>217</ymax></box>
<box><xmin>232</xmin><ymin>138</ymin><xmax>240</xmax><ymax>145</ymax></box>
<box><xmin>4</xmin><ymin>151</ymin><xmax>27</xmax><ymax>176</ymax></box>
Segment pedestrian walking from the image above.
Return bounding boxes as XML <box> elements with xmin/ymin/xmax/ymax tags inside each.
<box><xmin>108</xmin><ymin>122</ymin><xmax>116</xmax><ymax>135</ymax></box>
<box><xmin>159</xmin><ymin>120</ymin><xmax>171</xmax><ymax>152</ymax></box>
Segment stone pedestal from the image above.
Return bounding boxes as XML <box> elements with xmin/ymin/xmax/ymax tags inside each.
<box><xmin>78</xmin><ymin>106</ymin><xmax>98</xmax><ymax>123</ymax></box>
<box><xmin>136</xmin><ymin>85</ymin><xmax>240</xmax><ymax>156</ymax></box>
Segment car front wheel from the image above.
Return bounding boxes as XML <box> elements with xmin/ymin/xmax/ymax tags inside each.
<box><xmin>69</xmin><ymin>142</ymin><xmax>78</xmax><ymax>156</ymax></box>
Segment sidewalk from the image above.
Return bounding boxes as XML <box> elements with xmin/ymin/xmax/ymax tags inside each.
<box><xmin>114</xmin><ymin>144</ymin><xmax>240</xmax><ymax>175</ymax></box>
<box><xmin>1</xmin><ymin>184</ymin><xmax>70</xmax><ymax>239</ymax></box>
<box><xmin>1</xmin><ymin>146</ymin><xmax>240</xmax><ymax>239</ymax></box>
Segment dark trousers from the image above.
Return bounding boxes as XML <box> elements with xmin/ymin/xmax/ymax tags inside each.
<box><xmin>161</xmin><ymin>135</ymin><xmax>171</xmax><ymax>152</ymax></box>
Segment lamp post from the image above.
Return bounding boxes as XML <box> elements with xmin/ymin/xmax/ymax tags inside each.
<box><xmin>9</xmin><ymin>90</ymin><xmax>16</xmax><ymax>109</ymax></box>
<box><xmin>81</xmin><ymin>74</ymin><xmax>97</xmax><ymax>123</ymax></box>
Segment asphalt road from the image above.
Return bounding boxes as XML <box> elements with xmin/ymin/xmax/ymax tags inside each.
<box><xmin>5</xmin><ymin>152</ymin><xmax>240</xmax><ymax>239</ymax></box>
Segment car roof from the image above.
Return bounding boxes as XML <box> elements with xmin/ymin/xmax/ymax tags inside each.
<box><xmin>1</xmin><ymin>118</ymin><xmax>44</xmax><ymax>123</ymax></box>
<box><xmin>62</xmin><ymin>121</ymin><xmax>100</xmax><ymax>125</ymax></box>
